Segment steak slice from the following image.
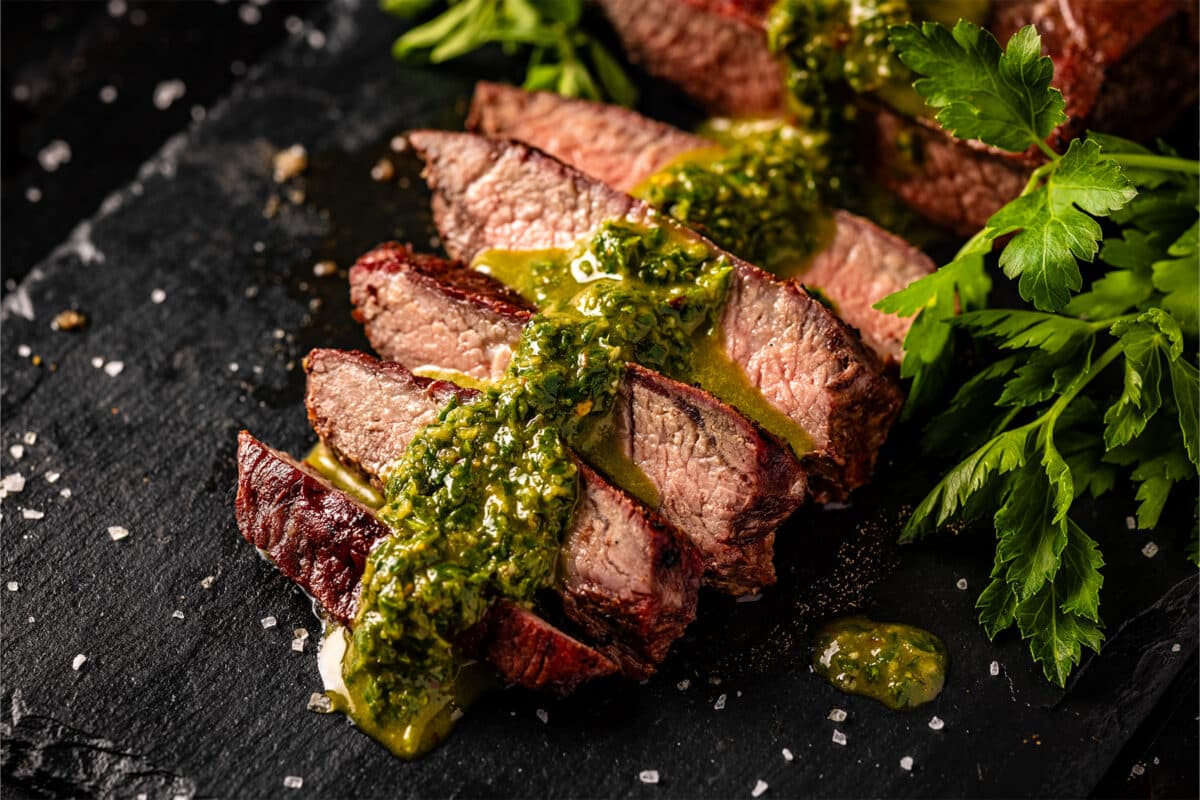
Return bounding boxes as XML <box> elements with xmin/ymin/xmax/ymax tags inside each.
<box><xmin>303</xmin><ymin>349</ymin><xmax>703</xmax><ymax>673</ymax></box>
<box><xmin>350</xmin><ymin>243</ymin><xmax>801</xmax><ymax>589</ymax></box>
<box><xmin>234</xmin><ymin>430</ymin><xmax>617</xmax><ymax>692</ymax></box>
<box><xmin>407</xmin><ymin>131</ymin><xmax>902</xmax><ymax>498</ymax></box>
<box><xmin>467</xmin><ymin>82</ymin><xmax>934</xmax><ymax>362</ymax></box>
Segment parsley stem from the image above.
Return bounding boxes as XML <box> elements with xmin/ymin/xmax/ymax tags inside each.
<box><xmin>1105</xmin><ymin>154</ymin><xmax>1200</xmax><ymax>175</ymax></box>
<box><xmin>1034</xmin><ymin>139</ymin><xmax>1059</xmax><ymax>161</ymax></box>
<box><xmin>1044</xmin><ymin>341</ymin><xmax>1124</xmax><ymax>421</ymax></box>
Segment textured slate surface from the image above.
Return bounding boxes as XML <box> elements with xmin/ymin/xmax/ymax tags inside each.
<box><xmin>1</xmin><ymin>1</ymin><xmax>1196</xmax><ymax>797</ymax></box>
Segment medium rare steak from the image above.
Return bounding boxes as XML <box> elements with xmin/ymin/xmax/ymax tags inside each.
<box><xmin>350</xmin><ymin>243</ymin><xmax>803</xmax><ymax>590</ymax></box>
<box><xmin>467</xmin><ymin>82</ymin><xmax>935</xmax><ymax>362</ymax></box>
<box><xmin>234</xmin><ymin>431</ymin><xmax>618</xmax><ymax>692</ymax></box>
<box><xmin>407</xmin><ymin>131</ymin><xmax>902</xmax><ymax>498</ymax></box>
<box><xmin>596</xmin><ymin>0</ymin><xmax>1199</xmax><ymax>234</ymax></box>
<box><xmin>303</xmin><ymin>349</ymin><xmax>704</xmax><ymax>673</ymax></box>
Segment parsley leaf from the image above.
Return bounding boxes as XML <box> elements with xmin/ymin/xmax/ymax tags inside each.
<box><xmin>1016</xmin><ymin>575</ymin><xmax>1104</xmax><ymax>686</ymax></box>
<box><xmin>889</xmin><ymin>21</ymin><xmax>1065</xmax><ymax>153</ymax></box>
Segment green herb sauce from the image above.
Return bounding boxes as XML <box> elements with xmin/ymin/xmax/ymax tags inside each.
<box><xmin>632</xmin><ymin>120</ymin><xmax>832</xmax><ymax>277</ymax></box>
<box><xmin>341</xmin><ymin>221</ymin><xmax>731</xmax><ymax>756</ymax></box>
<box><xmin>812</xmin><ymin>616</ymin><xmax>948</xmax><ymax>709</ymax></box>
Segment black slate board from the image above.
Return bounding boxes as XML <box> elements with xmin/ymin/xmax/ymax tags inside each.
<box><xmin>2</xmin><ymin>2</ymin><xmax>1197</xmax><ymax>797</ymax></box>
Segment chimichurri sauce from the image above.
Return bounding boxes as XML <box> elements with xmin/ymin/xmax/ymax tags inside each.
<box><xmin>341</xmin><ymin>221</ymin><xmax>732</xmax><ymax>756</ymax></box>
<box><xmin>812</xmin><ymin>616</ymin><xmax>948</xmax><ymax>709</ymax></box>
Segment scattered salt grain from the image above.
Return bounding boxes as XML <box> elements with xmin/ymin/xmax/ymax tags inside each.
<box><xmin>45</xmin><ymin>471</ymin><xmax>60</xmax><ymax>484</ymax></box>
<box><xmin>23</xmin><ymin>432</ymin><xmax>37</xmax><ymax>446</ymax></box>
<box><xmin>172</xmin><ymin>610</ymin><xmax>185</xmax><ymax>620</ymax></box>
<box><xmin>282</xmin><ymin>775</ymin><xmax>303</xmax><ymax>790</ymax></box>
<box><xmin>294</xmin><ymin>628</ymin><xmax>309</xmax><ymax>640</ymax></box>
<box><xmin>72</xmin><ymin>654</ymin><xmax>87</xmax><ymax>671</ymax></box>
<box><xmin>150</xmin><ymin>288</ymin><xmax>167</xmax><ymax>304</ymax></box>
<box><xmin>107</xmin><ymin>526</ymin><xmax>130</xmax><ymax>541</ymax></box>
<box><xmin>273</xmin><ymin>328</ymin><xmax>286</xmax><ymax>339</ymax></box>
<box><xmin>3</xmin><ymin>474</ymin><xmax>25</xmax><ymax>493</ymax></box>
<box><xmin>91</xmin><ymin>357</ymin><xmax>104</xmax><ymax>368</ymax></box>
<box><xmin>252</xmin><ymin>241</ymin><xmax>265</xmax><ymax>253</ymax></box>
<box><xmin>228</xmin><ymin>362</ymin><xmax>239</xmax><ymax>373</ymax></box>
<box><xmin>638</xmin><ymin>770</ymin><xmax>659</xmax><ymax>785</ymax></box>
<box><xmin>200</xmin><ymin>575</ymin><xmax>215</xmax><ymax>589</ymax></box>
<box><xmin>313</xmin><ymin>260</ymin><xmax>337</xmax><ymax>277</ymax></box>
<box><xmin>928</xmin><ymin>716</ymin><xmax>944</xmax><ymax>731</ymax></box>
<box><xmin>782</xmin><ymin>748</ymin><xmax>794</xmax><ymax>762</ymax></box>
<box><xmin>273</xmin><ymin>144</ymin><xmax>308</xmax><ymax>182</ymax></box>
<box><xmin>391</xmin><ymin>135</ymin><xmax>409</xmax><ymax>153</ymax></box>
<box><xmin>306</xmin><ymin>29</ymin><xmax>326</xmax><ymax>49</ymax></box>
<box><xmin>714</xmin><ymin>694</ymin><xmax>727</xmax><ymax>710</ymax></box>
<box><xmin>899</xmin><ymin>756</ymin><xmax>914</xmax><ymax>771</ymax></box>
<box><xmin>1130</xmin><ymin>763</ymin><xmax>1145</xmax><ymax>777</ymax></box>
<box><xmin>832</xmin><ymin>730</ymin><xmax>847</xmax><ymax>746</ymax></box>
<box><xmin>9</xmin><ymin>445</ymin><xmax>24</xmax><ymax>460</ymax></box>
<box><xmin>190</xmin><ymin>105</ymin><xmax>206</xmax><ymax>122</ymax></box>
<box><xmin>107</xmin><ymin>0</ymin><xmax>126</xmax><ymax>17</ymax></box>
<box><xmin>239</xmin><ymin>4</ymin><xmax>262</xmax><ymax>25</ymax></box>
<box><xmin>291</xmin><ymin>637</ymin><xmax>305</xmax><ymax>652</ymax></box>
<box><xmin>1125</xmin><ymin>516</ymin><xmax>1136</xmax><ymax>530</ymax></box>
<box><xmin>285</xmin><ymin>15</ymin><xmax>304</xmax><ymax>34</ymax></box>
<box><xmin>708</xmin><ymin>675</ymin><xmax>722</xmax><ymax>685</ymax></box>
<box><xmin>955</xmin><ymin>578</ymin><xmax>968</xmax><ymax>591</ymax></box>
<box><xmin>1171</xmin><ymin>643</ymin><xmax>1181</xmax><ymax>653</ymax></box>
<box><xmin>989</xmin><ymin>660</ymin><xmax>1000</xmax><ymax>676</ymax></box>
<box><xmin>751</xmin><ymin>779</ymin><xmax>769</xmax><ymax>798</ymax></box>
<box><xmin>676</xmin><ymin>679</ymin><xmax>690</xmax><ymax>691</ymax></box>
<box><xmin>307</xmin><ymin>692</ymin><xmax>332</xmax><ymax>713</ymax></box>
<box><xmin>25</xmin><ymin>187</ymin><xmax>41</xmax><ymax>203</ymax></box>
<box><xmin>104</xmin><ymin>361</ymin><xmax>125</xmax><ymax>377</ymax></box>
<box><xmin>1141</xmin><ymin>541</ymin><xmax>1159</xmax><ymax>558</ymax></box>
<box><xmin>6</xmin><ymin>582</ymin><xmax>18</xmax><ymax>592</ymax></box>
<box><xmin>736</xmin><ymin>592</ymin><xmax>762</xmax><ymax>603</ymax></box>
<box><xmin>99</xmin><ymin>85</ymin><xmax>118</xmax><ymax>104</ymax></box>
<box><xmin>152</xmin><ymin>79</ymin><xmax>186</xmax><ymax>110</ymax></box>
<box><xmin>17</xmin><ymin>345</ymin><xmax>31</xmax><ymax>358</ymax></box>
<box><xmin>22</xmin><ymin>509</ymin><xmax>44</xmax><ymax>520</ymax></box>
<box><xmin>37</xmin><ymin>140</ymin><xmax>72</xmax><ymax>172</ymax></box>
<box><xmin>536</xmin><ymin>708</ymin><xmax>549</xmax><ymax>724</ymax></box>
<box><xmin>827</xmin><ymin>708</ymin><xmax>847</xmax><ymax>723</ymax></box>
<box><xmin>261</xmin><ymin>616</ymin><xmax>277</xmax><ymax>629</ymax></box>
<box><xmin>370</xmin><ymin>158</ymin><xmax>395</xmax><ymax>182</ymax></box>
<box><xmin>59</xmin><ymin>488</ymin><xmax>72</xmax><ymax>499</ymax></box>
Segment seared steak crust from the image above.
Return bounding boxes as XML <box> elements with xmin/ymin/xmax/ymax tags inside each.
<box><xmin>235</xmin><ymin>431</ymin><xmax>618</xmax><ymax>692</ymax></box>
<box><xmin>351</xmin><ymin>244</ymin><xmax>803</xmax><ymax>590</ymax></box>
<box><xmin>303</xmin><ymin>349</ymin><xmax>703</xmax><ymax>675</ymax></box>
<box><xmin>407</xmin><ymin>131</ymin><xmax>901</xmax><ymax>499</ymax></box>
<box><xmin>467</xmin><ymin>82</ymin><xmax>934</xmax><ymax>362</ymax></box>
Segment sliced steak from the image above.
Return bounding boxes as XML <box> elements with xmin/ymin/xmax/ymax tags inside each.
<box><xmin>303</xmin><ymin>349</ymin><xmax>703</xmax><ymax>673</ymax></box>
<box><xmin>467</xmin><ymin>82</ymin><xmax>934</xmax><ymax>362</ymax></box>
<box><xmin>407</xmin><ymin>131</ymin><xmax>902</xmax><ymax>498</ymax></box>
<box><xmin>351</xmin><ymin>243</ymin><xmax>802</xmax><ymax>589</ymax></box>
<box><xmin>234</xmin><ymin>430</ymin><xmax>617</xmax><ymax>692</ymax></box>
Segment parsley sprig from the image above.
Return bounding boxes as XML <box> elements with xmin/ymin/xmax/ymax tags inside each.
<box><xmin>382</xmin><ymin>0</ymin><xmax>637</xmax><ymax>105</ymax></box>
<box><xmin>877</xmin><ymin>21</ymin><xmax>1199</xmax><ymax>685</ymax></box>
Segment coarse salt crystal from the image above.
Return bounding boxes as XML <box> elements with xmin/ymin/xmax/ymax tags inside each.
<box><xmin>827</xmin><ymin>708</ymin><xmax>847</xmax><ymax>722</ymax></box>
<box><xmin>676</xmin><ymin>679</ymin><xmax>690</xmax><ymax>691</ymax></box>
<box><xmin>38</xmin><ymin>140</ymin><xmax>72</xmax><ymax>172</ymax></box>
<box><xmin>72</xmin><ymin>654</ymin><xmax>87</xmax><ymax>671</ymax></box>
<box><xmin>536</xmin><ymin>708</ymin><xmax>549</xmax><ymax>724</ymax></box>
<box><xmin>736</xmin><ymin>592</ymin><xmax>762</xmax><ymax>603</ymax></box>
<box><xmin>22</xmin><ymin>509</ymin><xmax>44</xmax><ymax>520</ymax></box>
<box><xmin>152</xmin><ymin>79</ymin><xmax>186</xmax><ymax>110</ymax></box>
<box><xmin>638</xmin><ymin>770</ymin><xmax>659</xmax><ymax>785</ymax></box>
<box><xmin>282</xmin><ymin>775</ymin><xmax>303</xmax><ymax>790</ymax></box>
<box><xmin>1141</xmin><ymin>541</ymin><xmax>1159</xmax><ymax>558</ymax></box>
<box><xmin>307</xmin><ymin>692</ymin><xmax>333</xmax><ymax>713</ymax></box>
<box><xmin>1130</xmin><ymin>764</ymin><xmax>1145</xmax><ymax>777</ymax></box>
<box><xmin>172</xmin><ymin>610</ymin><xmax>185</xmax><ymax>620</ymax></box>
<box><xmin>293</xmin><ymin>627</ymin><xmax>309</xmax><ymax>640</ymax></box>
<box><xmin>104</xmin><ymin>361</ymin><xmax>124</xmax><ymax>377</ymax></box>
<box><xmin>45</xmin><ymin>471</ymin><xmax>60</xmax><ymax>484</ymax></box>
<box><xmin>782</xmin><ymin>748</ymin><xmax>794</xmax><ymax>762</ymax></box>
<box><xmin>23</xmin><ymin>432</ymin><xmax>37</xmax><ymax>446</ymax></box>
<box><xmin>285</xmin><ymin>15</ymin><xmax>304</xmax><ymax>34</ymax></box>
<box><xmin>1171</xmin><ymin>643</ymin><xmax>1181</xmax><ymax>653</ymax></box>
<box><xmin>107</xmin><ymin>526</ymin><xmax>130</xmax><ymax>541</ymax></box>
<box><xmin>313</xmin><ymin>260</ymin><xmax>337</xmax><ymax>277</ymax></box>
<box><xmin>990</xmin><ymin>660</ymin><xmax>1000</xmax><ymax>676</ymax></box>
<box><xmin>956</xmin><ymin>578</ymin><xmax>968</xmax><ymax>591</ymax></box>
<box><xmin>150</xmin><ymin>289</ymin><xmax>166</xmax><ymax>304</ymax></box>
<box><xmin>900</xmin><ymin>756</ymin><xmax>914</xmax><ymax>771</ymax></box>
<box><xmin>714</xmin><ymin>693</ymin><xmax>727</xmax><ymax>710</ymax></box>
<box><xmin>17</xmin><ymin>345</ymin><xmax>31</xmax><ymax>358</ymax></box>
<box><xmin>273</xmin><ymin>144</ymin><xmax>308</xmax><ymax>182</ymax></box>
<box><xmin>2</xmin><ymin>474</ymin><xmax>25</xmax><ymax>493</ymax></box>
<box><xmin>306</xmin><ymin>29</ymin><xmax>326</xmax><ymax>49</ymax></box>
<box><xmin>99</xmin><ymin>85</ymin><xmax>118</xmax><ymax>103</ymax></box>
<box><xmin>291</xmin><ymin>638</ymin><xmax>305</xmax><ymax>652</ymax></box>
<box><xmin>708</xmin><ymin>675</ymin><xmax>721</xmax><ymax>685</ymax></box>
<box><xmin>200</xmin><ymin>575</ymin><xmax>215</xmax><ymax>589</ymax></box>
<box><xmin>261</xmin><ymin>616</ymin><xmax>277</xmax><ymax>629</ymax></box>
<box><xmin>1125</xmin><ymin>516</ymin><xmax>1137</xmax><ymax>530</ymax></box>
<box><xmin>91</xmin><ymin>357</ymin><xmax>104</xmax><ymax>368</ymax></box>
<box><xmin>240</xmin><ymin>4</ymin><xmax>263</xmax><ymax>25</ymax></box>
<box><xmin>59</xmin><ymin>488</ymin><xmax>72</xmax><ymax>499</ymax></box>
<box><xmin>751</xmin><ymin>779</ymin><xmax>769</xmax><ymax>797</ymax></box>
<box><xmin>9</xmin><ymin>445</ymin><xmax>24</xmax><ymax>460</ymax></box>
<box><xmin>228</xmin><ymin>362</ymin><xmax>239</xmax><ymax>373</ymax></box>
<box><xmin>832</xmin><ymin>730</ymin><xmax>847</xmax><ymax>746</ymax></box>
<box><xmin>928</xmin><ymin>716</ymin><xmax>945</xmax><ymax>731</ymax></box>
<box><xmin>25</xmin><ymin>187</ymin><xmax>40</xmax><ymax>203</ymax></box>
<box><xmin>6</xmin><ymin>581</ymin><xmax>18</xmax><ymax>592</ymax></box>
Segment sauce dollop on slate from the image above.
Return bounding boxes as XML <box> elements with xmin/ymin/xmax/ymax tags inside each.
<box><xmin>812</xmin><ymin>616</ymin><xmax>948</xmax><ymax>709</ymax></box>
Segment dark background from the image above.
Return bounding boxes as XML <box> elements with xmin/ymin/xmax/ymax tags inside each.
<box><xmin>1</xmin><ymin>2</ymin><xmax>1196</xmax><ymax>798</ymax></box>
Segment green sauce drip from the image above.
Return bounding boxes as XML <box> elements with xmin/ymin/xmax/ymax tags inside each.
<box><xmin>812</xmin><ymin>616</ymin><xmax>948</xmax><ymax>710</ymax></box>
<box><xmin>632</xmin><ymin>121</ymin><xmax>831</xmax><ymax>276</ymax></box>
<box><xmin>344</xmin><ymin>221</ymin><xmax>731</xmax><ymax>756</ymax></box>
<box><xmin>305</xmin><ymin>442</ymin><xmax>384</xmax><ymax>508</ymax></box>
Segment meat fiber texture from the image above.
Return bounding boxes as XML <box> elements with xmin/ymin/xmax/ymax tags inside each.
<box><xmin>597</xmin><ymin>0</ymin><xmax>1200</xmax><ymax>234</ymax></box>
<box><xmin>234</xmin><ymin>431</ymin><xmax>618</xmax><ymax>694</ymax></box>
<box><xmin>467</xmin><ymin>82</ymin><xmax>935</xmax><ymax>363</ymax></box>
<box><xmin>407</xmin><ymin>131</ymin><xmax>902</xmax><ymax>500</ymax></box>
<box><xmin>350</xmin><ymin>243</ymin><xmax>803</xmax><ymax>592</ymax></box>
<box><xmin>303</xmin><ymin>349</ymin><xmax>703</xmax><ymax>678</ymax></box>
